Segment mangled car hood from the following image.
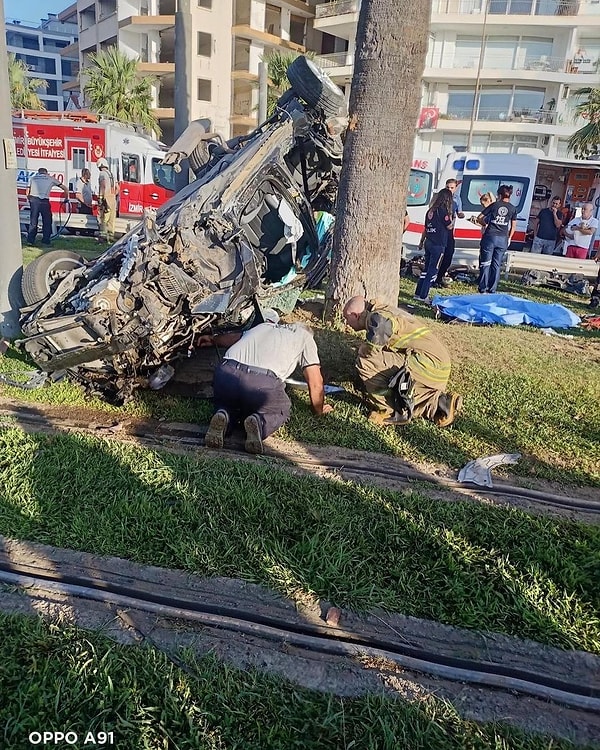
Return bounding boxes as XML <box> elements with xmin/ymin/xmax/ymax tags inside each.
<box><xmin>19</xmin><ymin>81</ymin><xmax>345</xmax><ymax>404</ymax></box>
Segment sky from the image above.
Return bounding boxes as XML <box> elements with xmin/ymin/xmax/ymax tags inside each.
<box><xmin>4</xmin><ymin>0</ymin><xmax>68</xmax><ymax>26</ymax></box>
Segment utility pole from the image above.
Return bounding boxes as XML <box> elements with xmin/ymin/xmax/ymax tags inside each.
<box><xmin>174</xmin><ymin>0</ymin><xmax>192</xmax><ymax>192</ymax></box>
<box><xmin>0</xmin><ymin>0</ymin><xmax>23</xmax><ymax>339</ymax></box>
<box><xmin>258</xmin><ymin>62</ymin><xmax>268</xmax><ymax>124</ymax></box>
<box><xmin>466</xmin><ymin>0</ymin><xmax>489</xmax><ymax>152</ymax></box>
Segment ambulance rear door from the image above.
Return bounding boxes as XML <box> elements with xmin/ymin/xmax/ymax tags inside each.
<box><xmin>445</xmin><ymin>152</ymin><xmax>537</xmax><ymax>249</ymax></box>
<box><xmin>404</xmin><ymin>153</ymin><xmax>439</xmax><ymax>250</ymax></box>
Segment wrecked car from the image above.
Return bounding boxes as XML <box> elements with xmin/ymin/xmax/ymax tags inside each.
<box><xmin>18</xmin><ymin>57</ymin><xmax>347</xmax><ymax>403</ymax></box>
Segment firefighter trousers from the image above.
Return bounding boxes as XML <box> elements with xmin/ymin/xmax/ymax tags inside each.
<box><xmin>356</xmin><ymin>348</ymin><xmax>445</xmax><ymax>422</ymax></box>
<box><xmin>99</xmin><ymin>195</ymin><xmax>117</xmax><ymax>241</ymax></box>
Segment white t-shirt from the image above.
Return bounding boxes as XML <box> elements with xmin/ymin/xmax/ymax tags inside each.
<box><xmin>567</xmin><ymin>216</ymin><xmax>598</xmax><ymax>250</ymax></box>
<box><xmin>224</xmin><ymin>322</ymin><xmax>320</xmax><ymax>381</ymax></box>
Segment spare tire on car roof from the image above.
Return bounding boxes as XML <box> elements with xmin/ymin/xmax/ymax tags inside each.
<box><xmin>287</xmin><ymin>56</ymin><xmax>347</xmax><ymax>118</ymax></box>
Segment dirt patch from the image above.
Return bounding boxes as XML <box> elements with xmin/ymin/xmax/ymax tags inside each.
<box><xmin>0</xmin><ymin>536</ymin><xmax>598</xmax><ymax>746</ymax></box>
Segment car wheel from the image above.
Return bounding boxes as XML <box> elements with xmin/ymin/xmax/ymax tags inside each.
<box><xmin>22</xmin><ymin>250</ymin><xmax>85</xmax><ymax>306</ymax></box>
<box><xmin>287</xmin><ymin>56</ymin><xmax>347</xmax><ymax>117</ymax></box>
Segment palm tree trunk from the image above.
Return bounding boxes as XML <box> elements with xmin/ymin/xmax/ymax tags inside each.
<box><xmin>325</xmin><ymin>0</ymin><xmax>431</xmax><ymax>318</ymax></box>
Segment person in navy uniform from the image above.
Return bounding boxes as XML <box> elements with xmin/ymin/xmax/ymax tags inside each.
<box><xmin>414</xmin><ymin>188</ymin><xmax>454</xmax><ymax>302</ymax></box>
<box><xmin>475</xmin><ymin>185</ymin><xmax>517</xmax><ymax>294</ymax></box>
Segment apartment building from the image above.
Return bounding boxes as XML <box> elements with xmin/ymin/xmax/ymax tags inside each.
<box><xmin>313</xmin><ymin>0</ymin><xmax>600</xmax><ymax>158</ymax></box>
<box><xmin>70</xmin><ymin>0</ymin><xmax>317</xmax><ymax>144</ymax></box>
<box><xmin>6</xmin><ymin>8</ymin><xmax>79</xmax><ymax>112</ymax></box>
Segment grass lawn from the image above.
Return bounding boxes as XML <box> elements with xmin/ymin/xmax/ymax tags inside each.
<box><xmin>0</xmin><ymin>613</ymin><xmax>581</xmax><ymax>750</ymax></box>
<box><xmin>3</xmin><ymin>263</ymin><xmax>598</xmax><ymax>486</ymax></box>
<box><xmin>0</xmin><ymin>428</ymin><xmax>598</xmax><ymax>654</ymax></box>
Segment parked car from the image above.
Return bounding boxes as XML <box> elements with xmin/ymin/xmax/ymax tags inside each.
<box><xmin>19</xmin><ymin>57</ymin><xmax>347</xmax><ymax>404</ymax></box>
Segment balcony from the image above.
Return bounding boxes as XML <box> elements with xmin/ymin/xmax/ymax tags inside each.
<box><xmin>315</xmin><ymin>0</ymin><xmax>359</xmax><ymax>17</ymax></box>
<box><xmin>438</xmin><ymin>107</ymin><xmax>584</xmax><ymax>128</ymax></box>
<box><xmin>432</xmin><ymin>0</ymin><xmax>600</xmax><ymax>15</ymax></box>
<box><xmin>119</xmin><ymin>15</ymin><xmax>175</xmax><ymax>32</ymax></box>
<box><xmin>313</xmin><ymin>0</ymin><xmax>359</xmax><ymax>39</ymax></box>
<box><xmin>314</xmin><ymin>50</ymin><xmax>353</xmax><ymax>68</ymax></box>
<box><xmin>425</xmin><ymin>53</ymin><xmax>599</xmax><ymax>79</ymax></box>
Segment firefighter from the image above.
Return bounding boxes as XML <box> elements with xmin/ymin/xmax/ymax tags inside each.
<box><xmin>96</xmin><ymin>158</ymin><xmax>118</xmax><ymax>243</ymax></box>
<box><xmin>25</xmin><ymin>167</ymin><xmax>69</xmax><ymax>247</ymax></box>
<box><xmin>342</xmin><ymin>296</ymin><xmax>462</xmax><ymax>427</ymax></box>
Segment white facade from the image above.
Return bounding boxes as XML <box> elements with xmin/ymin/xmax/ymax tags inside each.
<box><xmin>72</xmin><ymin>0</ymin><xmax>316</xmax><ymax>144</ymax></box>
<box><xmin>313</xmin><ymin>0</ymin><xmax>600</xmax><ymax>159</ymax></box>
<box><xmin>6</xmin><ymin>12</ymin><xmax>79</xmax><ymax>112</ymax></box>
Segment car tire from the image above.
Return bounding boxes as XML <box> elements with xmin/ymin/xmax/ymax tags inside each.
<box><xmin>22</xmin><ymin>250</ymin><xmax>85</xmax><ymax>306</ymax></box>
<box><xmin>287</xmin><ymin>56</ymin><xmax>347</xmax><ymax>117</ymax></box>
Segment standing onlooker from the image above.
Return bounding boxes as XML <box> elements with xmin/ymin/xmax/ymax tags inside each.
<box><xmin>564</xmin><ymin>203</ymin><xmax>598</xmax><ymax>259</ymax></box>
<box><xmin>414</xmin><ymin>188</ymin><xmax>454</xmax><ymax>302</ymax></box>
<box><xmin>435</xmin><ymin>178</ymin><xmax>465</xmax><ymax>287</ymax></box>
<box><xmin>475</xmin><ymin>185</ymin><xmax>517</xmax><ymax>294</ymax></box>
<box><xmin>532</xmin><ymin>196</ymin><xmax>563</xmax><ymax>255</ymax></box>
<box><xmin>25</xmin><ymin>167</ymin><xmax>69</xmax><ymax>247</ymax></box>
<box><xmin>75</xmin><ymin>168</ymin><xmax>94</xmax><ymax>215</ymax></box>
<box><xmin>97</xmin><ymin>158</ymin><xmax>118</xmax><ymax>243</ymax></box>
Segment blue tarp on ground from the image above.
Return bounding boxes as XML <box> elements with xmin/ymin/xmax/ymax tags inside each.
<box><xmin>431</xmin><ymin>293</ymin><xmax>580</xmax><ymax>329</ymax></box>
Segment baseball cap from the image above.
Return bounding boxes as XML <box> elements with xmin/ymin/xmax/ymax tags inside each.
<box><xmin>96</xmin><ymin>158</ymin><xmax>108</xmax><ymax>169</ymax></box>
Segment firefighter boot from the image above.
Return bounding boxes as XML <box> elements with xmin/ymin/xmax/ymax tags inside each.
<box><xmin>434</xmin><ymin>392</ymin><xmax>463</xmax><ymax>428</ymax></box>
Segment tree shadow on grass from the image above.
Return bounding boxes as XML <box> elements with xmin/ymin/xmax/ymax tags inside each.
<box><xmin>0</xmin><ymin>419</ymin><xmax>597</xmax><ymax>655</ymax></box>
<box><xmin>1</xmin><ymin>412</ymin><xmax>599</xmax><ymax>745</ymax></box>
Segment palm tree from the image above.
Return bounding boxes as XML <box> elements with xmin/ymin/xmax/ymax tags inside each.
<box><xmin>325</xmin><ymin>0</ymin><xmax>431</xmax><ymax>315</ymax></box>
<box><xmin>261</xmin><ymin>49</ymin><xmax>314</xmax><ymax>116</ymax></box>
<box><xmin>83</xmin><ymin>46</ymin><xmax>160</xmax><ymax>136</ymax></box>
<box><xmin>568</xmin><ymin>87</ymin><xmax>600</xmax><ymax>158</ymax></box>
<box><xmin>8</xmin><ymin>53</ymin><xmax>47</xmax><ymax>110</ymax></box>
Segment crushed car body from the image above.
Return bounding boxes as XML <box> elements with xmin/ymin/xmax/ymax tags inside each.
<box><xmin>18</xmin><ymin>57</ymin><xmax>347</xmax><ymax>403</ymax></box>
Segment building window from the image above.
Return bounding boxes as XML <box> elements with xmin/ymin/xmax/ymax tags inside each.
<box><xmin>197</xmin><ymin>78</ymin><xmax>212</xmax><ymax>101</ymax></box>
<box><xmin>72</xmin><ymin>148</ymin><xmax>86</xmax><ymax>171</ymax></box>
<box><xmin>289</xmin><ymin>15</ymin><xmax>305</xmax><ymax>46</ymax></box>
<box><xmin>198</xmin><ymin>0</ymin><xmax>212</xmax><ymax>7</ymax></box>
<box><xmin>197</xmin><ymin>31</ymin><xmax>212</xmax><ymax>57</ymax></box>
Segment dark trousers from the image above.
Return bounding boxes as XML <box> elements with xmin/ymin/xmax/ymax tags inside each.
<box><xmin>78</xmin><ymin>202</ymin><xmax>93</xmax><ymax>215</ymax></box>
<box><xmin>478</xmin><ymin>234</ymin><xmax>508</xmax><ymax>293</ymax></box>
<box><xmin>27</xmin><ymin>197</ymin><xmax>53</xmax><ymax>244</ymax></box>
<box><xmin>436</xmin><ymin>233</ymin><xmax>455</xmax><ymax>284</ymax></box>
<box><xmin>415</xmin><ymin>241</ymin><xmax>445</xmax><ymax>299</ymax></box>
<box><xmin>213</xmin><ymin>359</ymin><xmax>291</xmax><ymax>439</ymax></box>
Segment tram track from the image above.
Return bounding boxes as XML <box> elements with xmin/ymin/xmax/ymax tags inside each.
<box><xmin>0</xmin><ymin>559</ymin><xmax>598</xmax><ymax>714</ymax></box>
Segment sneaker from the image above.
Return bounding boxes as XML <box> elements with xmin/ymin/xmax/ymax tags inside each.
<box><xmin>412</xmin><ymin>295</ymin><xmax>429</xmax><ymax>303</ymax></box>
<box><xmin>434</xmin><ymin>393</ymin><xmax>463</xmax><ymax>428</ymax></box>
<box><xmin>244</xmin><ymin>414</ymin><xmax>264</xmax><ymax>454</ymax></box>
<box><xmin>205</xmin><ymin>409</ymin><xmax>229</xmax><ymax>449</ymax></box>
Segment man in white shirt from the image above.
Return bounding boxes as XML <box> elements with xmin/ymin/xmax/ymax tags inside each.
<box><xmin>26</xmin><ymin>167</ymin><xmax>69</xmax><ymax>246</ymax></box>
<box><xmin>564</xmin><ymin>203</ymin><xmax>599</xmax><ymax>259</ymax></box>
<box><xmin>203</xmin><ymin>313</ymin><xmax>333</xmax><ymax>454</ymax></box>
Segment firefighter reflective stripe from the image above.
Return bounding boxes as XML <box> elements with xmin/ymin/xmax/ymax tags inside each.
<box><xmin>409</xmin><ymin>351</ymin><xmax>451</xmax><ymax>384</ymax></box>
<box><xmin>389</xmin><ymin>326</ymin><xmax>430</xmax><ymax>351</ymax></box>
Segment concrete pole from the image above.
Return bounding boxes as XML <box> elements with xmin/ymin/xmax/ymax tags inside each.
<box><xmin>174</xmin><ymin>0</ymin><xmax>192</xmax><ymax>191</ymax></box>
<box><xmin>0</xmin><ymin>0</ymin><xmax>23</xmax><ymax>338</ymax></box>
<box><xmin>258</xmin><ymin>61</ymin><xmax>268</xmax><ymax>124</ymax></box>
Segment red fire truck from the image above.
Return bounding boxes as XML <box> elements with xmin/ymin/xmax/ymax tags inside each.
<box><xmin>14</xmin><ymin>110</ymin><xmax>176</xmax><ymax>233</ymax></box>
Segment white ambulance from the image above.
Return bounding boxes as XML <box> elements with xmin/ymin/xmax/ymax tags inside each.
<box><xmin>404</xmin><ymin>152</ymin><xmax>441</xmax><ymax>250</ymax></box>
<box><xmin>14</xmin><ymin>110</ymin><xmax>176</xmax><ymax>235</ymax></box>
<box><xmin>437</xmin><ymin>150</ymin><xmax>600</xmax><ymax>254</ymax></box>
